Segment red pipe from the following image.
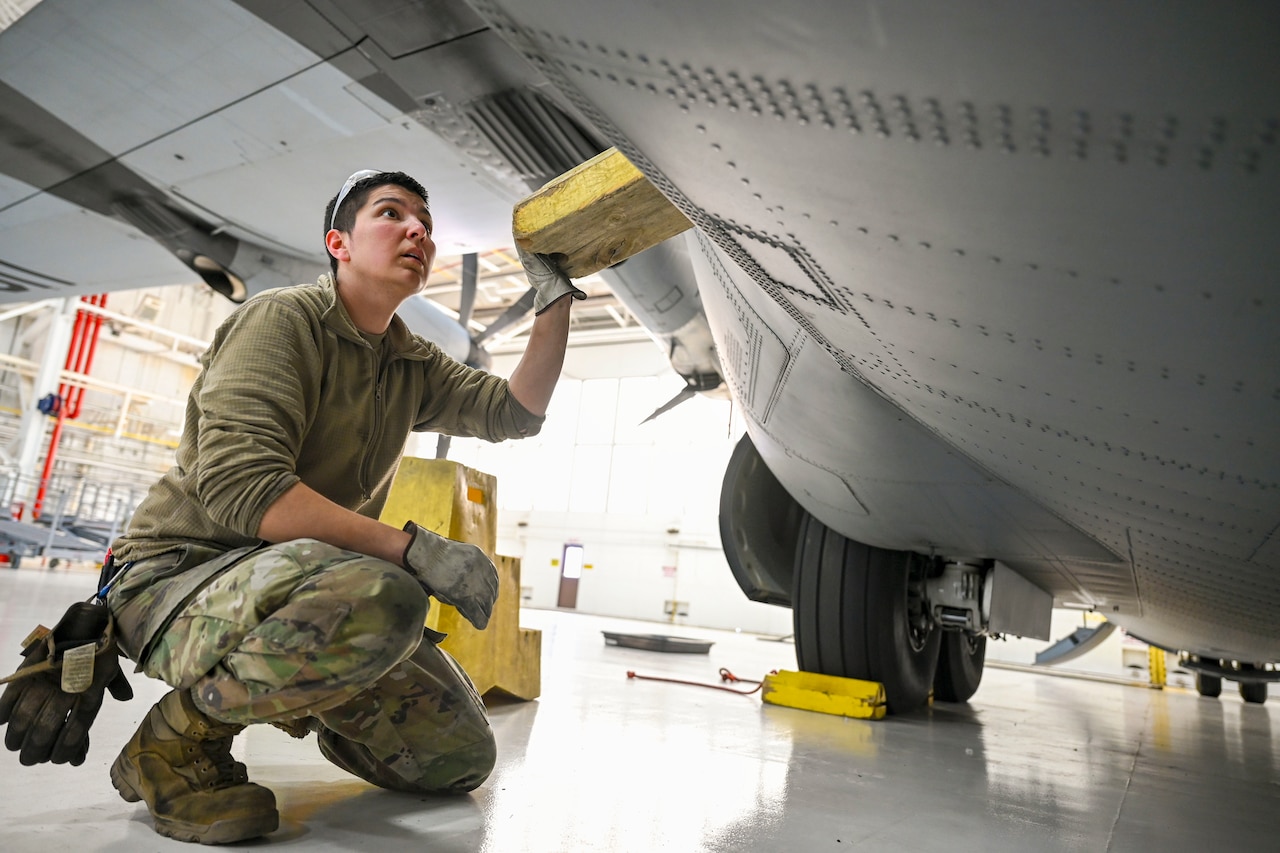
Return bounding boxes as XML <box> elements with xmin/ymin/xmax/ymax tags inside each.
<box><xmin>33</xmin><ymin>409</ymin><xmax>68</xmax><ymax>520</ymax></box>
<box><xmin>67</xmin><ymin>294</ymin><xmax>105</xmax><ymax>418</ymax></box>
<box><xmin>34</xmin><ymin>295</ymin><xmax>107</xmax><ymax>518</ymax></box>
<box><xmin>57</xmin><ymin>299</ymin><xmax>88</xmax><ymax>402</ymax></box>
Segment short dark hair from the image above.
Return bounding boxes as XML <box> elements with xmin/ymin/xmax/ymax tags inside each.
<box><xmin>323</xmin><ymin>171</ymin><xmax>430</xmax><ymax>275</ymax></box>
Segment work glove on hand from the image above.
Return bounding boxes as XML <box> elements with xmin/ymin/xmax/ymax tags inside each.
<box><xmin>402</xmin><ymin>521</ymin><xmax>499</xmax><ymax>630</ymax></box>
<box><xmin>0</xmin><ymin>600</ymin><xmax>133</xmax><ymax>766</ymax></box>
<box><xmin>516</xmin><ymin>244</ymin><xmax>586</xmax><ymax>315</ymax></box>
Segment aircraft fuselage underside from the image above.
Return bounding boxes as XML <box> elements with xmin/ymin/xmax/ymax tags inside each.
<box><xmin>475</xmin><ymin>0</ymin><xmax>1280</xmax><ymax>665</ymax></box>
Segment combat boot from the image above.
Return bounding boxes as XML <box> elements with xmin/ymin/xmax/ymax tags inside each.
<box><xmin>109</xmin><ymin>688</ymin><xmax>278</xmax><ymax>844</ymax></box>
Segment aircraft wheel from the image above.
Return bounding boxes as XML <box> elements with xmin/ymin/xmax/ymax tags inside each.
<box><xmin>1239</xmin><ymin>681</ymin><xmax>1267</xmax><ymax>704</ymax></box>
<box><xmin>792</xmin><ymin>513</ymin><xmax>940</xmax><ymax>713</ymax></box>
<box><xmin>934</xmin><ymin>632</ymin><xmax>986</xmax><ymax>703</ymax></box>
<box><xmin>1195</xmin><ymin>672</ymin><xmax>1222</xmax><ymax>698</ymax></box>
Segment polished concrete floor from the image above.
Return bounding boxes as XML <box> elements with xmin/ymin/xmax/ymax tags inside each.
<box><xmin>1</xmin><ymin>567</ymin><xmax>1276</xmax><ymax>852</ymax></box>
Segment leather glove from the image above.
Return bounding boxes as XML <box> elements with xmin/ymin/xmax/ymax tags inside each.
<box><xmin>402</xmin><ymin>521</ymin><xmax>499</xmax><ymax>630</ymax></box>
<box><xmin>516</xmin><ymin>244</ymin><xmax>586</xmax><ymax>314</ymax></box>
<box><xmin>0</xmin><ymin>600</ymin><xmax>133</xmax><ymax>766</ymax></box>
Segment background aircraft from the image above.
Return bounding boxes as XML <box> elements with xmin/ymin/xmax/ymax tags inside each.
<box><xmin>1</xmin><ymin>0</ymin><xmax>1276</xmax><ymax>712</ymax></box>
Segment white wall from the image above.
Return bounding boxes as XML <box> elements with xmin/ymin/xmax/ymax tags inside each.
<box><xmin>407</xmin><ymin>338</ymin><xmax>792</xmax><ymax>635</ymax></box>
<box><xmin>495</xmin><ymin>510</ymin><xmax>792</xmax><ymax>635</ymax></box>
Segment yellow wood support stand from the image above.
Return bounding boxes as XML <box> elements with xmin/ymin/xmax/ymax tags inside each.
<box><xmin>379</xmin><ymin>458</ymin><xmax>541</xmax><ymax>702</ymax></box>
<box><xmin>761</xmin><ymin>670</ymin><xmax>888</xmax><ymax>720</ymax></box>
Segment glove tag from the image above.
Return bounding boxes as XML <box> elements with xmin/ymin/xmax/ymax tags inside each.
<box><xmin>20</xmin><ymin>626</ymin><xmax>50</xmax><ymax>656</ymax></box>
<box><xmin>60</xmin><ymin>643</ymin><xmax>96</xmax><ymax>694</ymax></box>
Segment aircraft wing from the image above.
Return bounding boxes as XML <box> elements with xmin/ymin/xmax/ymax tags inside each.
<box><xmin>0</xmin><ymin>0</ymin><xmax>594</xmax><ymax>306</ymax></box>
<box><xmin>0</xmin><ymin>0</ymin><xmax>723</xmax><ymax>379</ymax></box>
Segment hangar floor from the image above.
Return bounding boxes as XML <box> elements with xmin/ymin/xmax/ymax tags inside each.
<box><xmin>1</xmin><ymin>568</ymin><xmax>1276</xmax><ymax>852</ymax></box>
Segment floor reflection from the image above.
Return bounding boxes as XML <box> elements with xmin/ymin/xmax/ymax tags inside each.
<box><xmin>2</xmin><ymin>570</ymin><xmax>1278</xmax><ymax>852</ymax></box>
<box><xmin>478</xmin><ymin>667</ymin><xmax>794</xmax><ymax>851</ymax></box>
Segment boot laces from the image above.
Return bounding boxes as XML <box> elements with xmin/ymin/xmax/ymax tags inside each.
<box><xmin>194</xmin><ymin>735</ymin><xmax>249</xmax><ymax>789</ymax></box>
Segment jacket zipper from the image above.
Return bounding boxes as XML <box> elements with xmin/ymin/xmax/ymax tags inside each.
<box><xmin>360</xmin><ymin>341</ymin><xmax>388</xmax><ymax>502</ymax></box>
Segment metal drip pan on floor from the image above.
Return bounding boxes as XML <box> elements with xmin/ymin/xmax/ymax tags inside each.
<box><xmin>602</xmin><ymin>631</ymin><xmax>714</xmax><ymax>653</ymax></box>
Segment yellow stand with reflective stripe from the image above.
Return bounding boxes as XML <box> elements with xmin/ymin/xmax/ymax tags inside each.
<box><xmin>761</xmin><ymin>670</ymin><xmax>889</xmax><ymax>720</ymax></box>
<box><xmin>379</xmin><ymin>457</ymin><xmax>542</xmax><ymax>702</ymax></box>
<box><xmin>1148</xmin><ymin>646</ymin><xmax>1167</xmax><ymax>689</ymax></box>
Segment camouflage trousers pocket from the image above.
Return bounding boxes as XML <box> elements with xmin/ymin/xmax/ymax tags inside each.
<box><xmin>149</xmin><ymin>599</ymin><xmax>354</xmax><ymax>691</ymax></box>
<box><xmin>110</xmin><ymin>543</ymin><xmax>261</xmax><ymax>666</ymax></box>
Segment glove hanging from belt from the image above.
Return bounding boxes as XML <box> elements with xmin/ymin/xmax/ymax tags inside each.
<box><xmin>0</xmin><ymin>598</ymin><xmax>133</xmax><ymax>766</ymax></box>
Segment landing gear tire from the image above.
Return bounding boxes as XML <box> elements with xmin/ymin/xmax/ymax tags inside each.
<box><xmin>1239</xmin><ymin>681</ymin><xmax>1267</xmax><ymax>704</ymax></box>
<box><xmin>1195</xmin><ymin>672</ymin><xmax>1222</xmax><ymax>698</ymax></box>
<box><xmin>792</xmin><ymin>513</ymin><xmax>940</xmax><ymax>714</ymax></box>
<box><xmin>934</xmin><ymin>632</ymin><xmax>986</xmax><ymax>703</ymax></box>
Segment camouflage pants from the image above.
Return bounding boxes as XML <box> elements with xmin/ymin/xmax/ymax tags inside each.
<box><xmin>108</xmin><ymin>539</ymin><xmax>495</xmax><ymax>793</ymax></box>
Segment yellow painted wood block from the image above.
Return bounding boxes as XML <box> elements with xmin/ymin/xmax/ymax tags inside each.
<box><xmin>761</xmin><ymin>670</ymin><xmax>888</xmax><ymax>720</ymax></box>
<box><xmin>429</xmin><ymin>554</ymin><xmax>542</xmax><ymax>702</ymax></box>
<box><xmin>512</xmin><ymin>147</ymin><xmax>693</xmax><ymax>279</ymax></box>
<box><xmin>380</xmin><ymin>457</ymin><xmax>496</xmax><ymax>555</ymax></box>
<box><xmin>379</xmin><ymin>458</ymin><xmax>541</xmax><ymax>701</ymax></box>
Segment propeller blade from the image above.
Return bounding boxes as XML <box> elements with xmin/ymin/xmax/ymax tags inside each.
<box><xmin>640</xmin><ymin>386</ymin><xmax>697</xmax><ymax>424</ymax></box>
<box><xmin>474</xmin><ymin>288</ymin><xmax>536</xmax><ymax>345</ymax></box>
<box><xmin>458</xmin><ymin>253</ymin><xmax>478</xmax><ymax>329</ymax></box>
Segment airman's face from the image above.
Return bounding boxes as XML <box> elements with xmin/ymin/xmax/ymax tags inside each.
<box><xmin>329</xmin><ymin>184</ymin><xmax>436</xmax><ymax>297</ymax></box>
